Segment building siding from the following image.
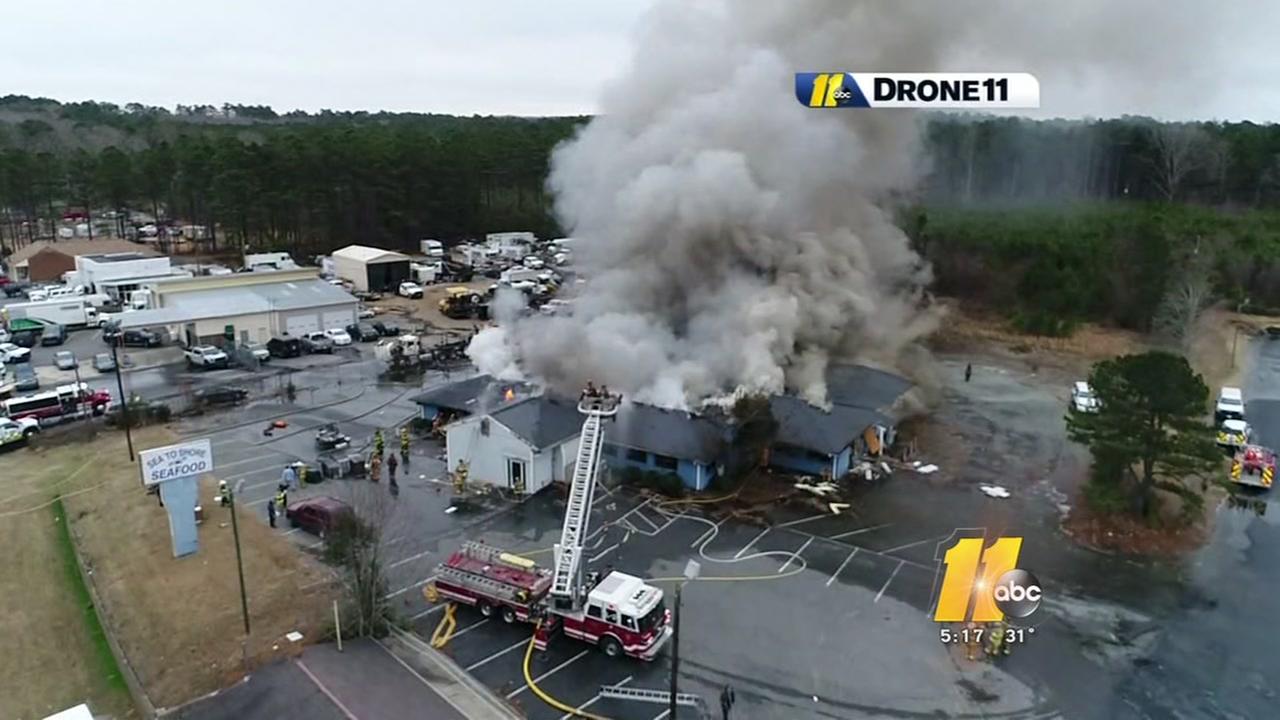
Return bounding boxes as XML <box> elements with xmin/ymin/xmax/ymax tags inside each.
<box><xmin>445</xmin><ymin>415</ymin><xmax>566</xmax><ymax>495</ymax></box>
<box><xmin>604</xmin><ymin>443</ymin><xmax>715</xmax><ymax>491</ymax></box>
<box><xmin>770</xmin><ymin>445</ymin><xmax>835</xmax><ymax>477</ymax></box>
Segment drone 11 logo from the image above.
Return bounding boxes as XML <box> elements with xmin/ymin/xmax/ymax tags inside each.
<box><xmin>933</xmin><ymin>536</ymin><xmax>1042</xmax><ymax>622</ymax></box>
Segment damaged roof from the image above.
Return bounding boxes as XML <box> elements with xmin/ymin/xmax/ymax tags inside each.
<box><xmin>769</xmin><ymin>395</ymin><xmax>890</xmax><ymax>456</ymax></box>
<box><xmin>411</xmin><ymin>374</ymin><xmax>533</xmax><ymax>414</ymax></box>
<box><xmin>822</xmin><ymin>363</ymin><xmax>913</xmax><ymax>413</ymax></box>
<box><xmin>609</xmin><ymin>402</ymin><xmax>729</xmax><ymax>464</ymax></box>
<box><xmin>491</xmin><ymin>395</ymin><xmax>584</xmax><ymax>449</ymax></box>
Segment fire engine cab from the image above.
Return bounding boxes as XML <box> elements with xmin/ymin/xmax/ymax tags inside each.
<box><xmin>431</xmin><ymin>388</ymin><xmax>672</xmax><ymax>661</ymax></box>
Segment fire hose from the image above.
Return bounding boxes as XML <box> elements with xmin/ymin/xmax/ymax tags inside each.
<box><xmin>524</xmin><ymin>620</ymin><xmax>612</xmax><ymax>720</ymax></box>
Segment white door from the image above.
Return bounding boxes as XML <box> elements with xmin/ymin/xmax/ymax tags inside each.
<box><xmin>322</xmin><ymin>308</ymin><xmax>355</xmax><ymax>331</ymax></box>
<box><xmin>285</xmin><ymin>314</ymin><xmax>318</xmax><ymax>337</ymax></box>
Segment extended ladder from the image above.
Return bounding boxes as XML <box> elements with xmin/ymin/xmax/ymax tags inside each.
<box><xmin>435</xmin><ymin>564</ymin><xmax>530</xmax><ymax>604</ymax></box>
<box><xmin>550</xmin><ymin>394</ymin><xmax>617</xmax><ymax>609</ymax></box>
<box><xmin>598</xmin><ymin>685</ymin><xmax>707</xmax><ymax>715</ymax></box>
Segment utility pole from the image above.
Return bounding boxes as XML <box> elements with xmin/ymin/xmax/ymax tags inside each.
<box><xmin>229</xmin><ymin>479</ymin><xmax>251</xmax><ymax>635</ymax></box>
<box><xmin>109</xmin><ymin>339</ymin><xmax>134</xmax><ymax>461</ymax></box>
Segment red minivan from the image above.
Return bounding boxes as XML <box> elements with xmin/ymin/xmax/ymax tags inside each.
<box><xmin>285</xmin><ymin>496</ymin><xmax>353</xmax><ymax>537</ymax></box>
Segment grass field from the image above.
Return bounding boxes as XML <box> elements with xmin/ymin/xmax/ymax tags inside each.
<box><xmin>0</xmin><ymin>431</ymin><xmax>134</xmax><ymax>720</ymax></box>
<box><xmin>2</xmin><ymin>424</ymin><xmax>337</xmax><ymax>713</ymax></box>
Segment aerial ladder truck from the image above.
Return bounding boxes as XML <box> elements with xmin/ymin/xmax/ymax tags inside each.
<box><xmin>432</xmin><ymin>388</ymin><xmax>673</xmax><ymax>660</ymax></box>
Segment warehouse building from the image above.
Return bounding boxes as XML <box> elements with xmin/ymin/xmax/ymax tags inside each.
<box><xmin>115</xmin><ymin>269</ymin><xmax>358</xmax><ymax>346</ymax></box>
<box><xmin>72</xmin><ymin>252</ymin><xmax>176</xmax><ymax>294</ymax></box>
<box><xmin>331</xmin><ymin>245</ymin><xmax>411</xmax><ymax>292</ymax></box>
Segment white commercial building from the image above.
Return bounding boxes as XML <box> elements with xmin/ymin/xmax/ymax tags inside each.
<box><xmin>445</xmin><ymin>395</ymin><xmax>581</xmax><ymax>495</ymax></box>
<box><xmin>72</xmin><ymin>252</ymin><xmax>173</xmax><ymax>294</ymax></box>
<box><xmin>115</xmin><ymin>269</ymin><xmax>358</xmax><ymax>346</ymax></box>
<box><xmin>331</xmin><ymin>245</ymin><xmax>411</xmax><ymax>292</ymax></box>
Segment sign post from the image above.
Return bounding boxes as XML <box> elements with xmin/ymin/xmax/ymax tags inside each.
<box><xmin>140</xmin><ymin>439</ymin><xmax>214</xmax><ymax>558</ymax></box>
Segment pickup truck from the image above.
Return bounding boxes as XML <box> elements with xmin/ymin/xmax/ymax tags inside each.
<box><xmin>185</xmin><ymin>345</ymin><xmax>229</xmax><ymax>369</ymax></box>
<box><xmin>0</xmin><ymin>416</ymin><xmax>39</xmax><ymax>449</ymax></box>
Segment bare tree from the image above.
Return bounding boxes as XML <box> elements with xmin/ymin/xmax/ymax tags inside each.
<box><xmin>1146</xmin><ymin>123</ymin><xmax>1211</xmax><ymax>202</ymax></box>
<box><xmin>323</xmin><ymin>480</ymin><xmax>408</xmax><ymax>637</ymax></box>
<box><xmin>1154</xmin><ymin>271</ymin><xmax>1213</xmax><ymax>351</ymax></box>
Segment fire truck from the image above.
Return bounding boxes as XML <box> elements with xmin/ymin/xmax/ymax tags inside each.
<box><xmin>432</xmin><ymin>390</ymin><xmax>673</xmax><ymax>661</ymax></box>
<box><xmin>1230</xmin><ymin>444</ymin><xmax>1276</xmax><ymax>489</ymax></box>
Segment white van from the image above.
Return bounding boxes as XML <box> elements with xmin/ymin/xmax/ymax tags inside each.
<box><xmin>1216</xmin><ymin>387</ymin><xmax>1245</xmax><ymax>422</ymax></box>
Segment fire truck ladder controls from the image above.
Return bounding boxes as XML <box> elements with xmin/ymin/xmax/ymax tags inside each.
<box><xmin>550</xmin><ymin>393</ymin><xmax>619</xmax><ymax>610</ymax></box>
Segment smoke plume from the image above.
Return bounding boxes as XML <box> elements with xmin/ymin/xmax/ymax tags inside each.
<box><xmin>470</xmin><ymin>0</ymin><xmax>1240</xmax><ymax>408</ymax></box>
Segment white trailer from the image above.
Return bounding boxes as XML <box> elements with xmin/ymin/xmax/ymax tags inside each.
<box><xmin>410</xmin><ymin>262</ymin><xmax>440</xmax><ymax>284</ymax></box>
<box><xmin>3</xmin><ymin>298</ymin><xmax>102</xmax><ymax>327</ymax></box>
<box><xmin>420</xmin><ymin>239</ymin><xmax>444</xmax><ymax>258</ymax></box>
<box><xmin>501</xmin><ymin>267</ymin><xmax>540</xmax><ymax>284</ymax></box>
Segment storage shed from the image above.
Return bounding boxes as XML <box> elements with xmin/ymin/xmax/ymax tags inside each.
<box><xmin>331</xmin><ymin>245</ymin><xmax>411</xmax><ymax>292</ymax></box>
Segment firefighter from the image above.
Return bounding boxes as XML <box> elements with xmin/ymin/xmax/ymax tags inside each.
<box><xmin>965</xmin><ymin>363</ymin><xmax>973</xmax><ymax>383</ymax></box>
<box><xmin>369</xmin><ymin>453</ymin><xmax>382</xmax><ymax>483</ymax></box>
<box><xmin>985</xmin><ymin>621</ymin><xmax>1007</xmax><ymax>657</ymax></box>
<box><xmin>399</xmin><ymin>426</ymin><xmax>411</xmax><ymax>464</ymax></box>
<box><xmin>583</xmin><ymin>381</ymin><xmax>597</xmax><ymax>399</ymax></box>
<box><xmin>267</xmin><ymin>497</ymin><xmax>277</xmax><ymax>528</ymax></box>
<box><xmin>964</xmin><ymin>621</ymin><xmax>980</xmax><ymax>661</ymax></box>
<box><xmin>275</xmin><ymin>486</ymin><xmax>288</xmax><ymax>515</ymax></box>
<box><xmin>387</xmin><ymin>452</ymin><xmax>398</xmax><ymax>479</ymax></box>
<box><xmin>217</xmin><ymin>480</ymin><xmax>229</xmax><ymax>507</ymax></box>
<box><xmin>374</xmin><ymin>429</ymin><xmax>385</xmax><ymax>457</ymax></box>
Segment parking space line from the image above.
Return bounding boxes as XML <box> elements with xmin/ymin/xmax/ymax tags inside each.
<box><xmin>775</xmin><ymin>513</ymin><xmax>828</xmax><ymax>529</ymax></box>
<box><xmin>388</xmin><ymin>549</ymin><xmax>433</xmax><ymax>569</ymax></box>
<box><xmin>875</xmin><ymin>560</ymin><xmax>905</xmax><ymax>603</ymax></box>
<box><xmin>466</xmin><ymin>638</ymin><xmax>529</xmax><ymax>671</ymax></box>
<box><xmin>295</xmin><ymin>659</ymin><xmax>359</xmax><ymax>720</ymax></box>
<box><xmin>827</xmin><ymin>523</ymin><xmax>892</xmax><ymax>540</ymax></box>
<box><xmin>734</xmin><ymin>527</ymin><xmax>769</xmax><ymax>559</ymax></box>
<box><xmin>560</xmin><ymin>675</ymin><xmax>632</xmax><ymax>719</ymax></box>
<box><xmin>215</xmin><ymin>454</ymin><xmax>286</xmax><ymax>472</ymax></box>
<box><xmin>778</xmin><ymin>537</ymin><xmax>813</xmax><ymax>574</ymax></box>
<box><xmin>826</xmin><ymin>548</ymin><xmax>859</xmax><ymax>587</ymax></box>
<box><xmin>506</xmin><ymin>649</ymin><xmax>589</xmax><ymax>699</ymax></box>
<box><xmin>589</xmin><ymin>543</ymin><xmax>619</xmax><ymax>563</ymax></box>
<box><xmin>282</xmin><ymin>527</ymin><xmax>301</xmax><ymax>536</ymax></box>
<box><xmin>374</xmin><ymin>639</ymin><xmax>474</xmax><ymax>720</ymax></box>
<box><xmin>880</xmin><ymin>534</ymin><xmax>949</xmax><ymax>555</ymax></box>
<box><xmin>452</xmin><ymin>618</ymin><xmax>490</xmax><ymax>639</ymax></box>
<box><xmin>691</xmin><ymin>518</ymin><xmax>726</xmax><ymax>548</ymax></box>
<box><xmin>385</xmin><ymin>575</ymin><xmax>435</xmax><ymax>599</ymax></box>
<box><xmin>409</xmin><ymin>604</ymin><xmax>446</xmax><ymax>622</ymax></box>
<box><xmin>651</xmin><ymin>710</ymin><xmax>671</xmax><ymax>720</ymax></box>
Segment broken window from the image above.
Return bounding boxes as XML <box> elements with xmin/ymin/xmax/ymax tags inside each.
<box><xmin>654</xmin><ymin>454</ymin><xmax>678</xmax><ymax>470</ymax></box>
<box><xmin>625</xmin><ymin>448</ymin><xmax>647</xmax><ymax>463</ymax></box>
<box><xmin>602</xmin><ymin>445</ymin><xmax>618</xmax><ymax>457</ymax></box>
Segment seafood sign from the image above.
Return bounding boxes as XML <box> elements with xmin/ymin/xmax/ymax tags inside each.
<box><xmin>140</xmin><ymin>439</ymin><xmax>214</xmax><ymax>486</ymax></box>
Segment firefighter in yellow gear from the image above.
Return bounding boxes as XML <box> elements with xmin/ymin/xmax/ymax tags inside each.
<box><xmin>964</xmin><ymin>621</ymin><xmax>981</xmax><ymax>661</ymax></box>
<box><xmin>374</xmin><ymin>429</ymin><xmax>385</xmax><ymax>457</ymax></box>
<box><xmin>985</xmin><ymin>621</ymin><xmax>1011</xmax><ymax>657</ymax></box>
<box><xmin>399</xmin><ymin>426</ymin><xmax>411</xmax><ymax>463</ymax></box>
<box><xmin>275</xmin><ymin>488</ymin><xmax>288</xmax><ymax>514</ymax></box>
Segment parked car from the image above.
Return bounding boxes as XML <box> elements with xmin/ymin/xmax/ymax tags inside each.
<box><xmin>9</xmin><ymin>330</ymin><xmax>39</xmax><ymax>348</ymax></box>
<box><xmin>184</xmin><ymin>345</ymin><xmax>230</xmax><ymax>369</ymax></box>
<box><xmin>398</xmin><ymin>281</ymin><xmax>424</xmax><ymax>299</ymax></box>
<box><xmin>301</xmin><ymin>332</ymin><xmax>334</xmax><ymax>354</ymax></box>
<box><xmin>243</xmin><ymin>342</ymin><xmax>270</xmax><ymax>363</ymax></box>
<box><xmin>92</xmin><ymin>351</ymin><xmax>116</xmax><ymax>371</ymax></box>
<box><xmin>53</xmin><ymin>350</ymin><xmax>77</xmax><ymax>371</ymax></box>
<box><xmin>40</xmin><ymin>324</ymin><xmax>67</xmax><ymax>346</ymax></box>
<box><xmin>324</xmin><ymin>328</ymin><xmax>352</xmax><ymax>346</ymax></box>
<box><xmin>3</xmin><ymin>281</ymin><xmax>29</xmax><ymax>298</ymax></box>
<box><xmin>357</xmin><ymin>307</ymin><xmax>376</xmax><ymax>319</ymax></box>
<box><xmin>1070</xmin><ymin>381</ymin><xmax>1099</xmax><ymax>413</ymax></box>
<box><xmin>12</xmin><ymin>362</ymin><xmax>38</xmax><ymax>390</ymax></box>
<box><xmin>285</xmin><ymin>496</ymin><xmax>353</xmax><ymax>537</ymax></box>
<box><xmin>346</xmin><ymin>322</ymin><xmax>379</xmax><ymax>342</ymax></box>
<box><xmin>104</xmin><ymin>328</ymin><xmax>162</xmax><ymax>348</ymax></box>
<box><xmin>371</xmin><ymin>320</ymin><xmax>401</xmax><ymax>337</ymax></box>
<box><xmin>194</xmin><ymin>385</ymin><xmax>249</xmax><ymax>406</ymax></box>
<box><xmin>0</xmin><ymin>343</ymin><xmax>31</xmax><ymax>364</ymax></box>
<box><xmin>267</xmin><ymin>335</ymin><xmax>303</xmax><ymax>358</ymax></box>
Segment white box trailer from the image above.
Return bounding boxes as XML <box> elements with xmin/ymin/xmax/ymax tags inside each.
<box><xmin>420</xmin><ymin>239</ymin><xmax>444</xmax><ymax>258</ymax></box>
<box><xmin>410</xmin><ymin>262</ymin><xmax>440</xmax><ymax>284</ymax></box>
<box><xmin>3</xmin><ymin>298</ymin><xmax>103</xmax><ymax>327</ymax></box>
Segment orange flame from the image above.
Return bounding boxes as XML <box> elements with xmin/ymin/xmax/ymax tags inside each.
<box><xmin>504</xmin><ymin>388</ymin><xmax>515</xmax><ymax>402</ymax></box>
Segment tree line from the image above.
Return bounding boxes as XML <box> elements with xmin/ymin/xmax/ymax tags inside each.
<box><xmin>3</xmin><ymin>98</ymin><xmax>1280</xmax><ymax>335</ymax></box>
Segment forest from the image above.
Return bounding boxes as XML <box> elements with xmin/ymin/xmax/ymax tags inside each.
<box><xmin>3</xmin><ymin>96</ymin><xmax>1280</xmax><ymax>333</ymax></box>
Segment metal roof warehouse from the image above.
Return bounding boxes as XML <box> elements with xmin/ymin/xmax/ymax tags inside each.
<box><xmin>115</xmin><ymin>270</ymin><xmax>359</xmax><ymax>346</ymax></box>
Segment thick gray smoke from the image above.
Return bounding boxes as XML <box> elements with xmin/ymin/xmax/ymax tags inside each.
<box><xmin>470</xmin><ymin>0</ymin><xmax>1242</xmax><ymax>408</ymax></box>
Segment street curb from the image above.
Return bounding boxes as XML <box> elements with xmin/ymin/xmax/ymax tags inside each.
<box><xmin>385</xmin><ymin>627</ymin><xmax>524</xmax><ymax>720</ymax></box>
